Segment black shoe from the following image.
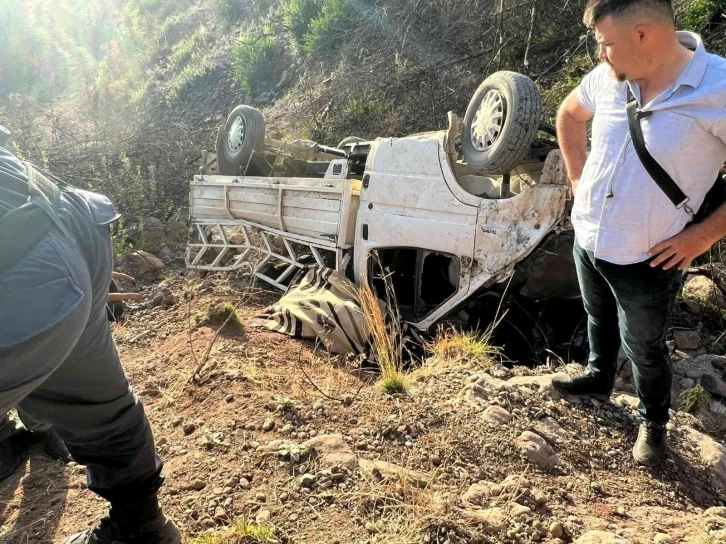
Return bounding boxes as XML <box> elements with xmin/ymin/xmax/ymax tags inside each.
<box><xmin>551</xmin><ymin>371</ymin><xmax>613</xmax><ymax>398</ymax></box>
<box><xmin>61</xmin><ymin>498</ymin><xmax>181</xmax><ymax>544</ymax></box>
<box><xmin>0</xmin><ymin>434</ymin><xmax>27</xmax><ymax>482</ymax></box>
<box><xmin>633</xmin><ymin>420</ymin><xmax>667</xmax><ymax>467</ymax></box>
<box><xmin>34</xmin><ymin>428</ymin><xmax>73</xmax><ymax>463</ymax></box>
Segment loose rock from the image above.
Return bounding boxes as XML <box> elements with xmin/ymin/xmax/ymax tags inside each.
<box><xmin>358</xmin><ymin>459</ymin><xmax>430</xmax><ymax>488</ymax></box>
<box><xmin>302</xmin><ymin>434</ymin><xmax>358</xmax><ymax>471</ymax></box>
<box><xmin>124</xmin><ymin>251</ymin><xmax>164</xmax><ymax>276</ymax></box>
<box><xmin>683</xmin><ymin>274</ymin><xmax>726</xmax><ymax>309</ymax></box>
<box><xmin>300</xmin><ymin>473</ymin><xmax>317</xmax><ymax>488</ymax></box>
<box><xmin>673</xmin><ymin>330</ymin><xmax>700</xmax><ymax>351</ymax></box>
<box><xmin>549</xmin><ymin>521</ymin><xmax>564</xmax><ymax>538</ymax></box>
<box><xmin>514</xmin><ymin>431</ymin><xmax>559</xmax><ymax>470</ymax></box>
<box><xmin>191</xmin><ymin>479</ymin><xmax>207</xmax><ymax>491</ymax></box>
<box><xmin>483</xmin><ymin>405</ymin><xmax>513</xmax><ymax>425</ymax></box>
<box><xmin>532</xmin><ymin>417</ymin><xmax>568</xmax><ymax>445</ymax></box>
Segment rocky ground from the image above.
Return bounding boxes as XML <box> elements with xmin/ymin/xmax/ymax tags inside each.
<box><xmin>2</xmin><ymin>238</ymin><xmax>726</xmax><ymax>544</ymax></box>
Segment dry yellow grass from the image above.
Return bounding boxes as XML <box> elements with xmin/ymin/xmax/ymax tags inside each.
<box><xmin>425</xmin><ymin>325</ymin><xmax>500</xmax><ymax>370</ymax></box>
<box><xmin>353</xmin><ymin>461</ymin><xmax>449</xmax><ymax>543</ymax></box>
<box><xmin>187</xmin><ymin>520</ymin><xmax>280</xmax><ymax>544</ymax></box>
<box><xmin>358</xmin><ymin>272</ymin><xmax>406</xmax><ymax>394</ymax></box>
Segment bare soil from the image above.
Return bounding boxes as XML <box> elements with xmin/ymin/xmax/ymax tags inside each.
<box><xmin>1</xmin><ymin>271</ymin><xmax>726</xmax><ymax>544</ymax></box>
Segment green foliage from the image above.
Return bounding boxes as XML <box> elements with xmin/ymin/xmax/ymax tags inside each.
<box><xmin>303</xmin><ymin>0</ymin><xmax>350</xmax><ymax>54</ymax></box>
<box><xmin>214</xmin><ymin>0</ymin><xmax>245</xmax><ymax>23</ymax></box>
<box><xmin>281</xmin><ymin>0</ymin><xmax>324</xmax><ymax>51</ymax></box>
<box><xmin>539</xmin><ymin>52</ymin><xmax>594</xmax><ymax>120</ymax></box>
<box><xmin>169</xmin><ymin>25</ymin><xmax>209</xmax><ymax>69</ymax></box>
<box><xmin>426</xmin><ymin>326</ymin><xmax>499</xmax><ymax>370</ymax></box>
<box><xmin>86</xmin><ymin>152</ymin><xmax>175</xmax><ymax>224</ymax></box>
<box><xmin>679</xmin><ymin>384</ymin><xmax>711</xmax><ymax>414</ymax></box>
<box><xmin>678</xmin><ymin>0</ymin><xmax>726</xmax><ymax>31</ymax></box>
<box><xmin>233</xmin><ymin>29</ymin><xmax>280</xmax><ymax>96</ymax></box>
<box><xmin>380</xmin><ymin>373</ymin><xmax>406</xmax><ymax>394</ymax></box>
<box><xmin>0</xmin><ymin>2</ymin><xmax>64</xmax><ymax>96</ymax></box>
<box><xmin>280</xmin><ymin>0</ymin><xmax>355</xmax><ymax>55</ymax></box>
<box><xmin>111</xmin><ymin>219</ymin><xmax>135</xmax><ymax>258</ymax></box>
<box><xmin>130</xmin><ymin>0</ymin><xmax>162</xmax><ymax>11</ymax></box>
<box><xmin>201</xmin><ymin>302</ymin><xmax>245</xmax><ymax>330</ymax></box>
<box><xmin>167</xmin><ymin>56</ymin><xmax>214</xmax><ymax>99</ymax></box>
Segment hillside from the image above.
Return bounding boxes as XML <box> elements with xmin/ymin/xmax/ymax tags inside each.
<box><xmin>2</xmin><ymin>0</ymin><xmax>724</xmax><ymax>225</ymax></box>
<box><xmin>2</xmin><ymin>1</ymin><xmax>726</xmax><ymax>543</ymax></box>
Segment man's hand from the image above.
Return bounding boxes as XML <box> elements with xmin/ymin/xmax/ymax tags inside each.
<box><xmin>648</xmin><ymin>224</ymin><xmax>715</xmax><ymax>270</ymax></box>
<box><xmin>107</xmin><ymin>292</ymin><xmax>142</xmax><ymax>303</ymax></box>
<box><xmin>111</xmin><ymin>272</ymin><xmax>137</xmax><ymax>286</ymax></box>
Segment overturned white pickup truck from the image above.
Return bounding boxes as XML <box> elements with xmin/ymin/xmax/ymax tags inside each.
<box><xmin>187</xmin><ymin>71</ymin><xmax>577</xmax><ymax>331</ymax></box>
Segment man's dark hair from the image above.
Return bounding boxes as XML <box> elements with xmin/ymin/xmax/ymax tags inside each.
<box><xmin>583</xmin><ymin>0</ymin><xmax>674</xmax><ymax>28</ymax></box>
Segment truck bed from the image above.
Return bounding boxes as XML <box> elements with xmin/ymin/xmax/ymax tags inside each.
<box><xmin>189</xmin><ymin>174</ymin><xmax>361</xmax><ymax>247</ymax></box>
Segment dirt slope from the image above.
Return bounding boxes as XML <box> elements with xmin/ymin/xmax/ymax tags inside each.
<box><xmin>1</xmin><ymin>272</ymin><xmax>726</xmax><ymax>544</ymax></box>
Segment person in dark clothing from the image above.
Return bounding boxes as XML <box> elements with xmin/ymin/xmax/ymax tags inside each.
<box><xmin>0</xmin><ymin>144</ymin><xmax>180</xmax><ymax>543</ymax></box>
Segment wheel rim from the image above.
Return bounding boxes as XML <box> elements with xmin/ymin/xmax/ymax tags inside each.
<box><xmin>227</xmin><ymin>116</ymin><xmax>246</xmax><ymax>154</ymax></box>
<box><xmin>471</xmin><ymin>89</ymin><xmax>505</xmax><ymax>151</ymax></box>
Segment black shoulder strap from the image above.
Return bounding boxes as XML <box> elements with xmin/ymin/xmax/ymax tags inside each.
<box><xmin>625</xmin><ymin>87</ymin><xmax>691</xmax><ymax>211</ymax></box>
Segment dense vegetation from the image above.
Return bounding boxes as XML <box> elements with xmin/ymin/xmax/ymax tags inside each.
<box><xmin>1</xmin><ymin>0</ymin><xmax>724</xmax><ymax>227</ymax></box>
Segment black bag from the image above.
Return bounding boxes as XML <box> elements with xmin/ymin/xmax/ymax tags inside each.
<box><xmin>626</xmin><ymin>89</ymin><xmax>726</xmax><ymax>224</ymax></box>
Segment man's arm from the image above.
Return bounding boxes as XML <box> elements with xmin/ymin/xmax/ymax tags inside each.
<box><xmin>649</xmin><ymin>112</ymin><xmax>726</xmax><ymax>270</ymax></box>
<box><xmin>649</xmin><ymin>199</ymin><xmax>726</xmax><ymax>270</ymax></box>
<box><xmin>556</xmin><ymin>89</ymin><xmax>594</xmax><ymax>194</ymax></box>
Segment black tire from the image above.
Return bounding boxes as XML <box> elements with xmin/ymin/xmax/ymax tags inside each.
<box><xmin>337</xmin><ymin>136</ymin><xmax>365</xmax><ymax>149</ymax></box>
<box><xmin>462</xmin><ymin>71</ymin><xmax>542</xmax><ymax>174</ymax></box>
<box><xmin>216</xmin><ymin>105</ymin><xmax>266</xmax><ymax>176</ymax></box>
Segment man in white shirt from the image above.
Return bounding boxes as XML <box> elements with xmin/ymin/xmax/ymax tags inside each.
<box><xmin>552</xmin><ymin>0</ymin><xmax>726</xmax><ymax>466</ymax></box>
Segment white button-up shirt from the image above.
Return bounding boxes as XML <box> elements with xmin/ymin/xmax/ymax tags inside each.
<box><xmin>572</xmin><ymin>31</ymin><xmax>726</xmax><ymax>264</ymax></box>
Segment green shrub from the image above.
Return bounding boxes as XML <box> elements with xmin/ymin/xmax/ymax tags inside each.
<box><xmin>678</xmin><ymin>0</ymin><xmax>726</xmax><ymax>31</ymax></box>
<box><xmin>341</xmin><ymin>94</ymin><xmax>386</xmax><ymax>126</ymax></box>
<box><xmin>167</xmin><ymin>55</ymin><xmax>213</xmax><ymax>99</ymax></box>
<box><xmin>111</xmin><ymin>219</ymin><xmax>135</xmax><ymax>258</ymax></box>
<box><xmin>303</xmin><ymin>0</ymin><xmax>350</xmax><ymax>54</ymax></box>
<box><xmin>214</xmin><ymin>0</ymin><xmax>245</xmax><ymax>23</ymax></box>
<box><xmin>130</xmin><ymin>0</ymin><xmax>162</xmax><ymax>11</ymax></box>
<box><xmin>539</xmin><ymin>53</ymin><xmax>593</xmax><ymax>120</ymax></box>
<box><xmin>233</xmin><ymin>30</ymin><xmax>280</xmax><ymax>95</ymax></box>
<box><xmin>281</xmin><ymin>0</ymin><xmax>324</xmax><ymax>51</ymax></box>
<box><xmin>169</xmin><ymin>25</ymin><xmax>209</xmax><ymax>69</ymax></box>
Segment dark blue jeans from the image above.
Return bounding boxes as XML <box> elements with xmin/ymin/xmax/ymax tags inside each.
<box><xmin>574</xmin><ymin>242</ymin><xmax>682</xmax><ymax>424</ymax></box>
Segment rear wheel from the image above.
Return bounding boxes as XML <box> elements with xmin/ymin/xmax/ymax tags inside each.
<box><xmin>462</xmin><ymin>71</ymin><xmax>542</xmax><ymax>174</ymax></box>
<box><xmin>216</xmin><ymin>105</ymin><xmax>266</xmax><ymax>175</ymax></box>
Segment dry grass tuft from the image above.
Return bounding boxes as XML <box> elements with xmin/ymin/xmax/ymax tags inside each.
<box><xmin>358</xmin><ymin>270</ymin><xmax>406</xmax><ymax>394</ymax></box>
<box><xmin>425</xmin><ymin>325</ymin><xmax>501</xmax><ymax>371</ymax></box>
<box><xmin>679</xmin><ymin>384</ymin><xmax>711</xmax><ymax>414</ymax></box>
<box><xmin>202</xmin><ymin>302</ymin><xmax>245</xmax><ymax>330</ymax></box>
<box><xmin>187</xmin><ymin>520</ymin><xmax>281</xmax><ymax>543</ymax></box>
<box><xmin>353</xmin><ymin>462</ymin><xmax>452</xmax><ymax>543</ymax></box>
<box><xmin>380</xmin><ymin>373</ymin><xmax>406</xmax><ymax>394</ymax></box>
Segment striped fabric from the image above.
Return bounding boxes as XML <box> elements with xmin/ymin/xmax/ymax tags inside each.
<box><xmin>251</xmin><ymin>267</ymin><xmax>369</xmax><ymax>355</ymax></box>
